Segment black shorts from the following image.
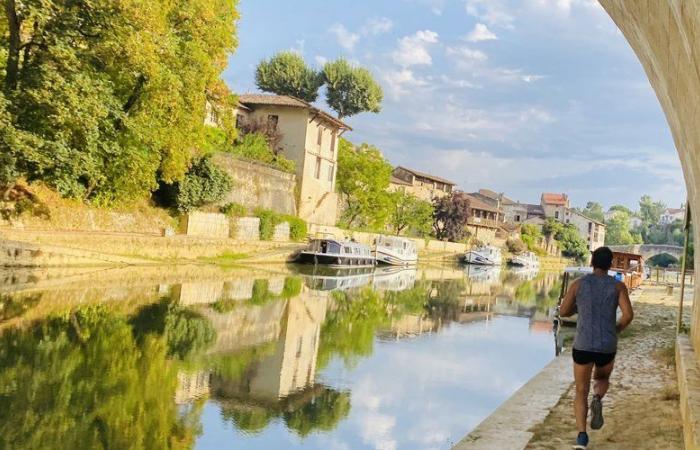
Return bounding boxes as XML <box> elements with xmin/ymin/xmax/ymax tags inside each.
<box><xmin>572</xmin><ymin>348</ymin><xmax>616</xmax><ymax>367</ymax></box>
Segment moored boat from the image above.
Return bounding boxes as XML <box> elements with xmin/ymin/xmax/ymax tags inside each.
<box><xmin>508</xmin><ymin>251</ymin><xmax>540</xmax><ymax>268</ymax></box>
<box><xmin>296</xmin><ymin>238</ymin><xmax>376</xmax><ymax>267</ymax></box>
<box><xmin>374</xmin><ymin>235</ymin><xmax>418</xmax><ymax>266</ymax></box>
<box><xmin>464</xmin><ymin>245</ymin><xmax>502</xmax><ymax>266</ymax></box>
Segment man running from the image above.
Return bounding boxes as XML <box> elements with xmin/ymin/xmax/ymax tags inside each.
<box><xmin>559</xmin><ymin>246</ymin><xmax>634</xmax><ymax>449</ymax></box>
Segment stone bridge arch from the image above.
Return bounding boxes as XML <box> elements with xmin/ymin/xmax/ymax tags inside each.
<box><xmin>607</xmin><ymin>244</ymin><xmax>684</xmax><ymax>261</ymax></box>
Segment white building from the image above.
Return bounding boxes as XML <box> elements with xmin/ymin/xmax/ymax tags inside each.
<box><xmin>660</xmin><ymin>207</ymin><xmax>685</xmax><ymax>225</ymax></box>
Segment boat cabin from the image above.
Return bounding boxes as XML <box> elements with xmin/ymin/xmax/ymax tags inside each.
<box><xmin>297</xmin><ymin>238</ymin><xmax>375</xmax><ymax>267</ymax></box>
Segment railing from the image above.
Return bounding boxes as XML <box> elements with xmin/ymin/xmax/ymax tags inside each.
<box><xmin>466</xmin><ymin>217</ymin><xmax>502</xmax><ymax>229</ymax></box>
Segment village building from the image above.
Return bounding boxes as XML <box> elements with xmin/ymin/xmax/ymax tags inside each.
<box><xmin>566</xmin><ymin>209</ymin><xmax>606</xmax><ymax>251</ymax></box>
<box><xmin>389</xmin><ymin>166</ymin><xmax>456</xmax><ymax>202</ymax></box>
<box><xmin>235</xmin><ymin>94</ymin><xmax>351</xmax><ymax>226</ymax></box>
<box><xmin>475</xmin><ymin>189</ymin><xmax>530</xmax><ymax>224</ymax></box>
<box><xmin>540</xmin><ymin>192</ymin><xmax>570</xmax><ymax>221</ymax></box>
<box><xmin>462</xmin><ymin>193</ymin><xmax>504</xmax><ymax>244</ymax></box>
<box><xmin>660</xmin><ymin>207</ymin><xmax>685</xmax><ymax>225</ymax></box>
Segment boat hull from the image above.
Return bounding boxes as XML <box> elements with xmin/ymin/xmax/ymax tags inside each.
<box><xmin>464</xmin><ymin>252</ymin><xmax>500</xmax><ymax>266</ymax></box>
<box><xmin>295</xmin><ymin>251</ymin><xmax>376</xmax><ymax>268</ymax></box>
<box><xmin>375</xmin><ymin>250</ymin><xmax>418</xmax><ymax>266</ymax></box>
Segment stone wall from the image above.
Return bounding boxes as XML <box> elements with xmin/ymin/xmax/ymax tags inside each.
<box><xmin>213</xmin><ymin>154</ymin><xmax>297</xmax><ymax>216</ymax></box>
<box><xmin>233</xmin><ymin>217</ymin><xmax>260</xmax><ymax>241</ymax></box>
<box><xmin>181</xmin><ymin>212</ymin><xmax>229</xmax><ymax>238</ymax></box>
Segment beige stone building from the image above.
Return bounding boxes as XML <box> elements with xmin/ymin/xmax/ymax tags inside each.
<box><xmin>540</xmin><ymin>192</ymin><xmax>570</xmax><ymax>222</ymax></box>
<box><xmin>236</xmin><ymin>95</ymin><xmax>351</xmax><ymax>226</ymax></box>
<box><xmin>566</xmin><ymin>209</ymin><xmax>606</xmax><ymax>251</ymax></box>
<box><xmin>389</xmin><ymin>166</ymin><xmax>456</xmax><ymax>202</ymax></box>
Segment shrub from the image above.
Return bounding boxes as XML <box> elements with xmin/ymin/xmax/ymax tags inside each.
<box><xmin>231</xmin><ymin>132</ymin><xmax>295</xmax><ymax>173</ymax></box>
<box><xmin>506</xmin><ymin>238</ymin><xmax>526</xmax><ymax>254</ymax></box>
<box><xmin>157</xmin><ymin>156</ymin><xmax>232</xmax><ymax>213</ymax></box>
<box><xmin>220</xmin><ymin>202</ymin><xmax>248</xmax><ymax>217</ymax></box>
<box><xmin>255</xmin><ymin>208</ymin><xmax>283</xmax><ymax>240</ymax></box>
<box><xmin>283</xmin><ymin>215</ymin><xmax>307</xmax><ymax>241</ymax></box>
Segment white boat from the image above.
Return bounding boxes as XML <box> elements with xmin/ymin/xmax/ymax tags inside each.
<box><xmin>464</xmin><ymin>245</ymin><xmax>502</xmax><ymax>266</ymax></box>
<box><xmin>509</xmin><ymin>251</ymin><xmax>540</xmax><ymax>268</ymax></box>
<box><xmin>296</xmin><ymin>238</ymin><xmax>376</xmax><ymax>267</ymax></box>
<box><xmin>372</xmin><ymin>267</ymin><xmax>417</xmax><ymax>291</ymax></box>
<box><xmin>374</xmin><ymin>235</ymin><xmax>418</xmax><ymax>266</ymax></box>
<box><xmin>464</xmin><ymin>264</ymin><xmax>502</xmax><ymax>283</ymax></box>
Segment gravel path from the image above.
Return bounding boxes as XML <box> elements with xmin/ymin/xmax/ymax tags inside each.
<box><xmin>526</xmin><ymin>285</ymin><xmax>688</xmax><ymax>450</ymax></box>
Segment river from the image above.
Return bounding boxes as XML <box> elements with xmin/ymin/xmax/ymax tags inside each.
<box><xmin>0</xmin><ymin>263</ymin><xmax>562</xmax><ymax>450</ymax></box>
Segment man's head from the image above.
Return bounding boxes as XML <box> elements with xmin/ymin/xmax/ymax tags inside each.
<box><xmin>591</xmin><ymin>246</ymin><xmax>613</xmax><ymax>271</ymax></box>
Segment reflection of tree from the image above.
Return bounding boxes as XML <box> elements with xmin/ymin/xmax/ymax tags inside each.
<box><xmin>284</xmin><ymin>389</ymin><xmax>351</xmax><ymax>437</ymax></box>
<box><xmin>221</xmin><ymin>405</ymin><xmax>275</xmax><ymax>434</ymax></box>
<box><xmin>0</xmin><ymin>306</ymin><xmax>200</xmax><ymax>450</ymax></box>
<box><xmin>0</xmin><ymin>293</ymin><xmax>41</xmax><ymax>321</ymax></box>
<box><xmin>426</xmin><ymin>279</ymin><xmax>467</xmax><ymax>321</ymax></box>
<box><xmin>384</xmin><ymin>281</ymin><xmax>431</xmax><ymax>315</ymax></box>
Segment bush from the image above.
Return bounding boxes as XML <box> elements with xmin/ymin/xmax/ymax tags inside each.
<box><xmin>283</xmin><ymin>215</ymin><xmax>307</xmax><ymax>241</ymax></box>
<box><xmin>255</xmin><ymin>208</ymin><xmax>282</xmax><ymax>240</ymax></box>
<box><xmin>220</xmin><ymin>202</ymin><xmax>248</xmax><ymax>217</ymax></box>
<box><xmin>506</xmin><ymin>238</ymin><xmax>526</xmax><ymax>254</ymax></box>
<box><xmin>157</xmin><ymin>156</ymin><xmax>232</xmax><ymax>213</ymax></box>
<box><xmin>231</xmin><ymin>133</ymin><xmax>295</xmax><ymax>173</ymax></box>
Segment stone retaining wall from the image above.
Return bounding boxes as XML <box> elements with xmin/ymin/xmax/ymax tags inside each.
<box><xmin>233</xmin><ymin>217</ymin><xmax>260</xmax><ymax>241</ymax></box>
<box><xmin>181</xmin><ymin>212</ymin><xmax>229</xmax><ymax>238</ymax></box>
<box><xmin>677</xmin><ymin>334</ymin><xmax>700</xmax><ymax>450</ymax></box>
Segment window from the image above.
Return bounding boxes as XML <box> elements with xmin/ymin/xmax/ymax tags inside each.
<box><xmin>515</xmin><ymin>215</ymin><xmax>521</xmax><ymax>222</ymax></box>
<box><xmin>330</xmin><ymin>131</ymin><xmax>337</xmax><ymax>155</ymax></box>
<box><xmin>555</xmin><ymin>211</ymin><xmax>560</xmax><ymax>219</ymax></box>
<box><xmin>328</xmin><ymin>164</ymin><xmax>334</xmax><ymax>182</ymax></box>
<box><xmin>317</xmin><ymin>126</ymin><xmax>323</xmax><ymax>147</ymax></box>
<box><xmin>315</xmin><ymin>157</ymin><xmax>321</xmax><ymax>179</ymax></box>
<box><xmin>235</xmin><ymin>114</ymin><xmax>245</xmax><ymax>129</ymax></box>
<box><xmin>588</xmin><ymin>222</ymin><xmax>593</xmax><ymax>232</ymax></box>
<box><xmin>267</xmin><ymin>114</ymin><xmax>279</xmax><ymax>130</ymax></box>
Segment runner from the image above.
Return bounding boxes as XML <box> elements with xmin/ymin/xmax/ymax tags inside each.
<box><xmin>559</xmin><ymin>246</ymin><xmax>635</xmax><ymax>449</ymax></box>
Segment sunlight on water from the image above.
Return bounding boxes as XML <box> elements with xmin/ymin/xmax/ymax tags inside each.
<box><xmin>0</xmin><ymin>264</ymin><xmax>562</xmax><ymax>450</ymax></box>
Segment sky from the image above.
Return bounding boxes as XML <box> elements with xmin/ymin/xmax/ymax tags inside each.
<box><xmin>223</xmin><ymin>0</ymin><xmax>686</xmax><ymax>211</ymax></box>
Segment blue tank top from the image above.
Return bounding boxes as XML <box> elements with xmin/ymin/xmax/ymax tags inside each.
<box><xmin>573</xmin><ymin>274</ymin><xmax>620</xmax><ymax>353</ymax></box>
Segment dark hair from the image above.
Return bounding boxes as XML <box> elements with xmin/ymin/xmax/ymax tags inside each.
<box><xmin>591</xmin><ymin>246</ymin><xmax>613</xmax><ymax>271</ymax></box>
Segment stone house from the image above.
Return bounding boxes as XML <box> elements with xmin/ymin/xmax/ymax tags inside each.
<box><xmin>541</xmin><ymin>192</ymin><xmax>570</xmax><ymax>221</ymax></box>
<box><xmin>566</xmin><ymin>209</ymin><xmax>606</xmax><ymax>251</ymax></box>
<box><xmin>235</xmin><ymin>94</ymin><xmax>351</xmax><ymax>226</ymax></box>
<box><xmin>389</xmin><ymin>166</ymin><xmax>456</xmax><ymax>202</ymax></box>
<box><xmin>660</xmin><ymin>207</ymin><xmax>685</xmax><ymax>225</ymax></box>
<box><xmin>462</xmin><ymin>193</ymin><xmax>503</xmax><ymax>244</ymax></box>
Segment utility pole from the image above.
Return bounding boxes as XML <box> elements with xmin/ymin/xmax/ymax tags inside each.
<box><xmin>677</xmin><ymin>201</ymin><xmax>692</xmax><ymax>333</ymax></box>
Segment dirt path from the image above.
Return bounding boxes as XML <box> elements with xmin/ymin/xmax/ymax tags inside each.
<box><xmin>526</xmin><ymin>285</ymin><xmax>688</xmax><ymax>450</ymax></box>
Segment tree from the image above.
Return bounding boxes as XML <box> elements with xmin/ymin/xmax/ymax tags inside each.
<box><xmin>520</xmin><ymin>224</ymin><xmax>543</xmax><ymax>252</ymax></box>
<box><xmin>0</xmin><ymin>0</ymin><xmax>240</xmax><ymax>203</ymax></box>
<box><xmin>639</xmin><ymin>195</ymin><xmax>666</xmax><ymax>226</ymax></box>
<box><xmin>580</xmin><ymin>202</ymin><xmax>605</xmax><ymax>222</ymax></box>
<box><xmin>432</xmin><ymin>192</ymin><xmax>471</xmax><ymax>242</ymax></box>
<box><xmin>388</xmin><ymin>191</ymin><xmax>434</xmax><ymax>236</ymax></box>
<box><xmin>543</xmin><ymin>218</ymin><xmax>588</xmax><ymax>260</ymax></box>
<box><xmin>157</xmin><ymin>156</ymin><xmax>233</xmax><ymax>212</ymax></box>
<box><xmin>605</xmin><ymin>211</ymin><xmax>641</xmax><ymax>245</ymax></box>
<box><xmin>323</xmin><ymin>59</ymin><xmax>383</xmax><ymax>118</ymax></box>
<box><xmin>255</xmin><ymin>51</ymin><xmax>324</xmax><ymax>102</ymax></box>
<box><xmin>609</xmin><ymin>204</ymin><xmax>633</xmax><ymax>216</ymax></box>
<box><xmin>336</xmin><ymin>138</ymin><xmax>392</xmax><ymax>230</ymax></box>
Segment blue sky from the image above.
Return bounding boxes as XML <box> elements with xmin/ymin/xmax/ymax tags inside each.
<box><xmin>223</xmin><ymin>0</ymin><xmax>686</xmax><ymax>210</ymax></box>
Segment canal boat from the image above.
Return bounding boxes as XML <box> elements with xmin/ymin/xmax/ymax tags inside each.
<box><xmin>372</xmin><ymin>267</ymin><xmax>417</xmax><ymax>291</ymax></box>
<box><xmin>464</xmin><ymin>264</ymin><xmax>501</xmax><ymax>283</ymax></box>
<box><xmin>296</xmin><ymin>238</ymin><xmax>376</xmax><ymax>267</ymax></box>
<box><xmin>374</xmin><ymin>235</ymin><xmax>418</xmax><ymax>266</ymax></box>
<box><xmin>297</xmin><ymin>266</ymin><xmax>375</xmax><ymax>291</ymax></box>
<box><xmin>508</xmin><ymin>251</ymin><xmax>540</xmax><ymax>268</ymax></box>
<box><xmin>464</xmin><ymin>245</ymin><xmax>502</xmax><ymax>266</ymax></box>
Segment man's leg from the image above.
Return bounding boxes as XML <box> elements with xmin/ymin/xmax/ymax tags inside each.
<box><xmin>574</xmin><ymin>361</ymin><xmax>594</xmax><ymax>433</ymax></box>
<box><xmin>592</xmin><ymin>359</ymin><xmax>615</xmax><ymax>398</ymax></box>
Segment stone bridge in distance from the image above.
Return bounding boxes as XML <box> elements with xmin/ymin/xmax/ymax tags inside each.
<box><xmin>608</xmin><ymin>244</ymin><xmax>684</xmax><ymax>261</ymax></box>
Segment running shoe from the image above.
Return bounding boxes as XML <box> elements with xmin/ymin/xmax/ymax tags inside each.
<box><xmin>590</xmin><ymin>394</ymin><xmax>604</xmax><ymax>430</ymax></box>
<box><xmin>573</xmin><ymin>432</ymin><xmax>589</xmax><ymax>449</ymax></box>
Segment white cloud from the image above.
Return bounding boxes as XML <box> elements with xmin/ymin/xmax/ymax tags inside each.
<box><xmin>392</xmin><ymin>30</ymin><xmax>439</xmax><ymax>67</ymax></box>
<box><xmin>381</xmin><ymin>69</ymin><xmax>430</xmax><ymax>99</ymax></box>
<box><xmin>465</xmin><ymin>0</ymin><xmax>515</xmax><ymax>29</ymax></box>
<box><xmin>465</xmin><ymin>23</ymin><xmax>498</xmax><ymax>42</ymax></box>
<box><xmin>362</xmin><ymin>17</ymin><xmax>394</xmax><ymax>35</ymax></box>
<box><xmin>329</xmin><ymin>23</ymin><xmax>360</xmax><ymax>51</ymax></box>
<box><xmin>528</xmin><ymin>0</ymin><xmax>601</xmax><ymax>14</ymax></box>
<box><xmin>315</xmin><ymin>55</ymin><xmax>328</xmax><ymax>67</ymax></box>
<box><xmin>446</xmin><ymin>45</ymin><xmax>488</xmax><ymax>69</ymax></box>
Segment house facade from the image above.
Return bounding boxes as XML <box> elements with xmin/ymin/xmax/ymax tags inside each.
<box><xmin>567</xmin><ymin>209</ymin><xmax>606</xmax><ymax>251</ymax></box>
<box><xmin>660</xmin><ymin>207</ymin><xmax>685</xmax><ymax>225</ymax></box>
<box><xmin>389</xmin><ymin>166</ymin><xmax>456</xmax><ymax>202</ymax></box>
<box><xmin>236</xmin><ymin>95</ymin><xmax>351</xmax><ymax>226</ymax></box>
<box><xmin>541</xmin><ymin>193</ymin><xmax>570</xmax><ymax>221</ymax></box>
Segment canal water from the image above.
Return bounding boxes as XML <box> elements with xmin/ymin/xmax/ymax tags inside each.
<box><xmin>0</xmin><ymin>264</ymin><xmax>561</xmax><ymax>450</ymax></box>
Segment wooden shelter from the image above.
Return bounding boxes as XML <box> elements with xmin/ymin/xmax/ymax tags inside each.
<box><xmin>611</xmin><ymin>251</ymin><xmax>644</xmax><ymax>290</ymax></box>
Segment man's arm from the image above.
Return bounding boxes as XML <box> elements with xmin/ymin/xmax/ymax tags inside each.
<box><xmin>559</xmin><ymin>279</ymin><xmax>580</xmax><ymax>317</ymax></box>
<box><xmin>616</xmin><ymin>282</ymin><xmax>634</xmax><ymax>333</ymax></box>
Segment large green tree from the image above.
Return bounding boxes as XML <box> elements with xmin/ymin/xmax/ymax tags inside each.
<box><xmin>579</xmin><ymin>201</ymin><xmax>605</xmax><ymax>222</ymax></box>
<box><xmin>605</xmin><ymin>211</ymin><xmax>642</xmax><ymax>245</ymax></box>
<box><xmin>388</xmin><ymin>191</ymin><xmax>434</xmax><ymax>236</ymax></box>
<box><xmin>639</xmin><ymin>195</ymin><xmax>666</xmax><ymax>227</ymax></box>
<box><xmin>0</xmin><ymin>0</ymin><xmax>239</xmax><ymax>202</ymax></box>
<box><xmin>432</xmin><ymin>192</ymin><xmax>471</xmax><ymax>242</ymax></box>
<box><xmin>323</xmin><ymin>59</ymin><xmax>383</xmax><ymax>119</ymax></box>
<box><xmin>255</xmin><ymin>51</ymin><xmax>324</xmax><ymax>102</ymax></box>
<box><xmin>336</xmin><ymin>138</ymin><xmax>392</xmax><ymax>230</ymax></box>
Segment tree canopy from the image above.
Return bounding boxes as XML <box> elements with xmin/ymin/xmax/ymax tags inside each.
<box><xmin>579</xmin><ymin>201</ymin><xmax>605</xmax><ymax>223</ymax></box>
<box><xmin>432</xmin><ymin>192</ymin><xmax>471</xmax><ymax>242</ymax></box>
<box><xmin>543</xmin><ymin>218</ymin><xmax>589</xmax><ymax>260</ymax></box>
<box><xmin>323</xmin><ymin>59</ymin><xmax>383</xmax><ymax>118</ymax></box>
<box><xmin>639</xmin><ymin>195</ymin><xmax>666</xmax><ymax>227</ymax></box>
<box><xmin>388</xmin><ymin>191</ymin><xmax>434</xmax><ymax>236</ymax></box>
<box><xmin>0</xmin><ymin>0</ymin><xmax>240</xmax><ymax>203</ymax></box>
<box><xmin>605</xmin><ymin>210</ymin><xmax>642</xmax><ymax>245</ymax></box>
<box><xmin>255</xmin><ymin>51</ymin><xmax>324</xmax><ymax>102</ymax></box>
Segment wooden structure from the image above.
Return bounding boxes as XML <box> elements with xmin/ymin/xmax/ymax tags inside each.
<box><xmin>611</xmin><ymin>251</ymin><xmax>644</xmax><ymax>290</ymax></box>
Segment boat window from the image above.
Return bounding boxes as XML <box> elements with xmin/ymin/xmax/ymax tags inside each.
<box><xmin>344</xmin><ymin>246</ymin><xmax>352</xmax><ymax>254</ymax></box>
<box><xmin>328</xmin><ymin>242</ymin><xmax>341</xmax><ymax>254</ymax></box>
<box><xmin>321</xmin><ymin>241</ymin><xmax>328</xmax><ymax>254</ymax></box>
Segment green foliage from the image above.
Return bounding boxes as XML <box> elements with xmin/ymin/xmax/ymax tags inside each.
<box><xmin>546</xmin><ymin>219</ymin><xmax>589</xmax><ymax>260</ymax></box>
<box><xmin>255</xmin><ymin>51</ymin><xmax>324</xmax><ymax>102</ymax></box>
<box><xmin>164</xmin><ymin>307</ymin><xmax>217</xmax><ymax>360</ymax></box>
<box><xmin>388</xmin><ymin>191</ymin><xmax>434</xmax><ymax>237</ymax></box>
<box><xmin>432</xmin><ymin>192</ymin><xmax>471</xmax><ymax>242</ymax></box>
<box><xmin>220</xmin><ymin>202</ymin><xmax>248</xmax><ymax>217</ymax></box>
<box><xmin>162</xmin><ymin>156</ymin><xmax>233</xmax><ymax>213</ymax></box>
<box><xmin>579</xmin><ymin>201</ymin><xmax>605</xmax><ymax>223</ymax></box>
<box><xmin>639</xmin><ymin>195</ymin><xmax>666</xmax><ymax>227</ymax></box>
<box><xmin>284</xmin><ymin>390</ymin><xmax>351</xmax><ymax>437</ymax></box>
<box><xmin>520</xmin><ymin>224</ymin><xmax>543</xmax><ymax>252</ymax></box>
<box><xmin>0</xmin><ymin>0</ymin><xmax>240</xmax><ymax>203</ymax></box>
<box><xmin>506</xmin><ymin>238</ymin><xmax>526</xmax><ymax>254</ymax></box>
<box><xmin>255</xmin><ymin>208</ymin><xmax>282</xmax><ymax>240</ymax></box>
<box><xmin>283</xmin><ymin>215</ymin><xmax>308</xmax><ymax>241</ymax></box>
<box><xmin>609</xmin><ymin>204</ymin><xmax>633</xmax><ymax>216</ymax></box>
<box><xmin>0</xmin><ymin>306</ymin><xmax>202</xmax><ymax>450</ymax></box>
<box><xmin>336</xmin><ymin>139</ymin><xmax>393</xmax><ymax>230</ymax></box>
<box><xmin>231</xmin><ymin>132</ymin><xmax>295</xmax><ymax>173</ymax></box>
<box><xmin>605</xmin><ymin>211</ymin><xmax>642</xmax><ymax>245</ymax></box>
<box><xmin>323</xmin><ymin>59</ymin><xmax>383</xmax><ymax>118</ymax></box>
<box><xmin>202</xmin><ymin>126</ymin><xmax>232</xmax><ymax>155</ymax></box>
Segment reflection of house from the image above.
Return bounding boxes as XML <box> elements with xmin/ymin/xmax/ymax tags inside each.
<box><xmin>660</xmin><ymin>207</ymin><xmax>685</xmax><ymax>225</ymax></box>
<box><xmin>236</xmin><ymin>94</ymin><xmax>351</xmax><ymax>225</ymax></box>
<box><xmin>389</xmin><ymin>166</ymin><xmax>456</xmax><ymax>202</ymax></box>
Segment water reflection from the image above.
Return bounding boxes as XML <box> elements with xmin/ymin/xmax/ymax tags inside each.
<box><xmin>0</xmin><ymin>264</ymin><xmax>562</xmax><ymax>450</ymax></box>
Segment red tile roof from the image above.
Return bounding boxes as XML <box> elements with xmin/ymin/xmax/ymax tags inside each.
<box><xmin>541</xmin><ymin>193</ymin><xmax>568</xmax><ymax>205</ymax></box>
<box><xmin>238</xmin><ymin>94</ymin><xmax>352</xmax><ymax>131</ymax></box>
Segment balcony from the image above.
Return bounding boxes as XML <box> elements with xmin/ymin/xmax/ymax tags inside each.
<box><xmin>466</xmin><ymin>217</ymin><xmax>502</xmax><ymax>229</ymax></box>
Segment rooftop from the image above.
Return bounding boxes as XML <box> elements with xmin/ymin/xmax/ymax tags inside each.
<box><xmin>477</xmin><ymin>189</ymin><xmax>516</xmax><ymax>205</ymax></box>
<box><xmin>541</xmin><ymin>193</ymin><xmax>569</xmax><ymax>206</ymax></box>
<box><xmin>237</xmin><ymin>94</ymin><xmax>352</xmax><ymax>131</ymax></box>
<box><xmin>462</xmin><ymin>193</ymin><xmax>499</xmax><ymax>212</ymax></box>
<box><xmin>395</xmin><ymin>166</ymin><xmax>456</xmax><ymax>186</ymax></box>
<box><xmin>526</xmin><ymin>204</ymin><xmax>546</xmax><ymax>215</ymax></box>
<box><xmin>389</xmin><ymin>175</ymin><xmax>413</xmax><ymax>187</ymax></box>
